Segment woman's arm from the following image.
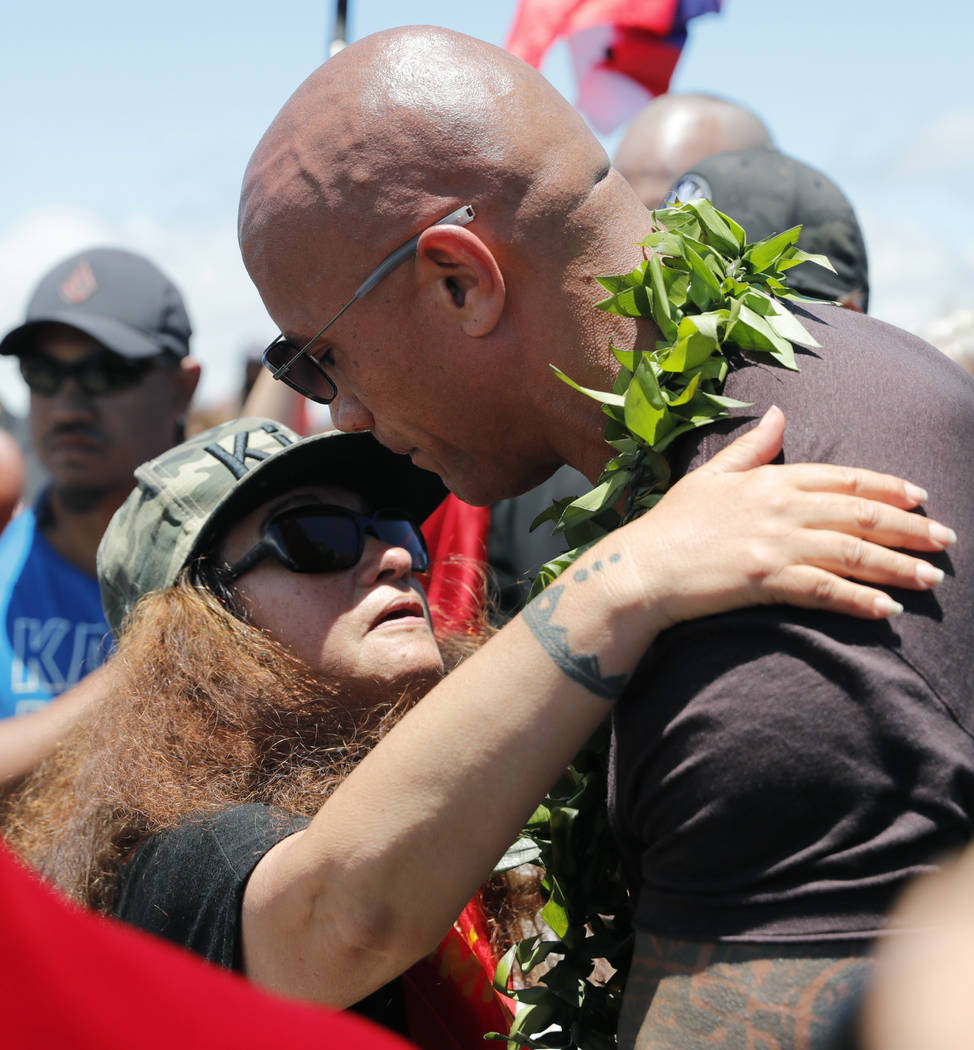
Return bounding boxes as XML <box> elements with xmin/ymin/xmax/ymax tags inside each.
<box><xmin>242</xmin><ymin>406</ymin><xmax>954</xmax><ymax>1007</ymax></box>
<box><xmin>0</xmin><ymin>662</ymin><xmax>115</xmax><ymax>789</ymax></box>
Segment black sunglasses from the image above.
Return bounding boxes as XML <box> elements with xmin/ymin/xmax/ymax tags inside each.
<box><xmin>222</xmin><ymin>504</ymin><xmax>430</xmax><ymax>583</ymax></box>
<box><xmin>19</xmin><ymin>350</ymin><xmax>162</xmax><ymax>398</ymax></box>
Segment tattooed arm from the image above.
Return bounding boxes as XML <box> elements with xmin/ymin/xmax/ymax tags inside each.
<box><xmin>240</xmin><ymin>407</ymin><xmax>954</xmax><ymax>1009</ymax></box>
<box><xmin>620</xmin><ymin>932</ymin><xmax>872</xmax><ymax>1050</ymax></box>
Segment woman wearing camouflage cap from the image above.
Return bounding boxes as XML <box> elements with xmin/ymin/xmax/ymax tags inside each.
<box><xmin>3</xmin><ymin>411</ymin><xmax>951</xmax><ymax>1041</ymax></box>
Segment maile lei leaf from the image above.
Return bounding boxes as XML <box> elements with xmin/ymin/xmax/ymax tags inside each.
<box><xmin>489</xmin><ymin>200</ymin><xmax>829</xmax><ymax>1048</ymax></box>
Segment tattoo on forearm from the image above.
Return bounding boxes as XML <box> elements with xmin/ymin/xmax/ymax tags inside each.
<box><xmin>522</xmin><ymin>562</ymin><xmax>628</xmax><ymax>700</ymax></box>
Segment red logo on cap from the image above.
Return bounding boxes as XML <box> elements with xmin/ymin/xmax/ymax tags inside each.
<box><xmin>58</xmin><ymin>260</ymin><xmax>98</xmax><ymax>304</ymax></box>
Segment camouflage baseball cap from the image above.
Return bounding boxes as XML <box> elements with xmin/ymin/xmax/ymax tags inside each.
<box><xmin>97</xmin><ymin>417</ymin><xmax>447</xmax><ymax>639</ymax></box>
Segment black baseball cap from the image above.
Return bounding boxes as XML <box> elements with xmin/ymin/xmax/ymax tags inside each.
<box><xmin>0</xmin><ymin>247</ymin><xmax>192</xmax><ymax>360</ymax></box>
<box><xmin>667</xmin><ymin>149</ymin><xmax>869</xmax><ymax>310</ymax></box>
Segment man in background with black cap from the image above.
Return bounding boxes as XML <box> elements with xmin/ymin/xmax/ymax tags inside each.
<box><xmin>666</xmin><ymin>147</ymin><xmax>870</xmax><ymax>312</ymax></box>
<box><xmin>0</xmin><ymin>247</ymin><xmax>200</xmax><ymax>724</ymax></box>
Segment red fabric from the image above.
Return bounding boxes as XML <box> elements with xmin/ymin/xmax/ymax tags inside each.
<box><xmin>0</xmin><ymin>838</ymin><xmax>415</xmax><ymax>1050</ymax></box>
<box><xmin>595</xmin><ymin>24</ymin><xmax>683</xmax><ymax>97</ymax></box>
<box><xmin>506</xmin><ymin>0</ymin><xmax>721</xmax><ymax>132</ymax></box>
<box><xmin>456</xmin><ymin>894</ymin><xmax>501</xmax><ymax>983</ymax></box>
<box><xmin>402</xmin><ymin>913</ymin><xmax>514</xmax><ymax>1050</ymax></box>
<box><xmin>506</xmin><ymin>0</ymin><xmax>679</xmax><ymax>66</ymax></box>
<box><xmin>421</xmin><ymin>494</ymin><xmax>491</xmax><ymax>635</ymax></box>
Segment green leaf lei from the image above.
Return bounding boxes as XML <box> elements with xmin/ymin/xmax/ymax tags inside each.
<box><xmin>490</xmin><ymin>199</ymin><xmax>833</xmax><ymax>1049</ymax></box>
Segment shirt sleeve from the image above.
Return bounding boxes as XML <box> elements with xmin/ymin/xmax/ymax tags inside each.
<box><xmin>112</xmin><ymin>804</ymin><xmax>408</xmax><ymax>1032</ymax></box>
<box><xmin>112</xmin><ymin>804</ymin><xmax>309</xmax><ymax>970</ymax></box>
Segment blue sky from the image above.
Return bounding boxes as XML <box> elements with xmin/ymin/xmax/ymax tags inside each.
<box><xmin>2</xmin><ymin>0</ymin><xmax>971</xmax><ymax>411</ymax></box>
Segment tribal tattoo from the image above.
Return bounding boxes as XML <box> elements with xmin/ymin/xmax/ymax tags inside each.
<box><xmin>619</xmin><ymin>932</ymin><xmax>872</xmax><ymax>1050</ymax></box>
<box><xmin>522</xmin><ymin>557</ymin><xmax>628</xmax><ymax>700</ymax></box>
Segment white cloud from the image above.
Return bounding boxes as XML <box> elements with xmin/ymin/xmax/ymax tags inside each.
<box><xmin>858</xmin><ymin>199</ymin><xmax>974</xmax><ymax>337</ymax></box>
<box><xmin>888</xmin><ymin>108</ymin><xmax>974</xmax><ymax>179</ymax></box>
<box><xmin>0</xmin><ymin>206</ymin><xmax>272</xmax><ymax>415</ymax></box>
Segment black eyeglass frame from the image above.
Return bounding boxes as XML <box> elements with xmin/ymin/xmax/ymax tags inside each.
<box><xmin>222</xmin><ymin>504</ymin><xmax>430</xmax><ymax>583</ymax></box>
<box><xmin>260</xmin><ymin>203</ymin><xmax>476</xmax><ymax>405</ymax></box>
<box><xmin>19</xmin><ymin>349</ymin><xmax>167</xmax><ymax>398</ymax></box>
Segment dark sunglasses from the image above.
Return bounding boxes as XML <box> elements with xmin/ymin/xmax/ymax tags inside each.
<box><xmin>19</xmin><ymin>350</ymin><xmax>162</xmax><ymax>398</ymax></box>
<box><xmin>222</xmin><ymin>504</ymin><xmax>430</xmax><ymax>583</ymax></box>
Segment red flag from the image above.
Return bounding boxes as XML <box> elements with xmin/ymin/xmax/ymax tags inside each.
<box><xmin>506</xmin><ymin>0</ymin><xmax>721</xmax><ymax>133</ymax></box>
<box><xmin>506</xmin><ymin>0</ymin><xmax>679</xmax><ymax>66</ymax></box>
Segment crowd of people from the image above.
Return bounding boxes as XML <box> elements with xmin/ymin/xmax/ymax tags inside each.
<box><xmin>1</xmin><ymin>23</ymin><xmax>972</xmax><ymax>1050</ymax></box>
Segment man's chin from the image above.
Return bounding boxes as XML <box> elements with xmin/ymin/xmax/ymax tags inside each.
<box><xmin>445</xmin><ymin>473</ymin><xmax>534</xmax><ymax>508</ymax></box>
<box><xmin>435</xmin><ymin>466</ymin><xmax>506</xmax><ymax>507</ymax></box>
<box><xmin>412</xmin><ymin>449</ymin><xmax>546</xmax><ymax>506</ymax></box>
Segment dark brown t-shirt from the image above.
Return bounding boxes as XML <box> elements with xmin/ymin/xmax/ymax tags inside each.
<box><xmin>609</xmin><ymin>302</ymin><xmax>974</xmax><ymax>943</ymax></box>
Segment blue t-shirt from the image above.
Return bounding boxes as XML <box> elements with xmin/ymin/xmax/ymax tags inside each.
<box><xmin>0</xmin><ymin>499</ymin><xmax>111</xmax><ymax>718</ymax></box>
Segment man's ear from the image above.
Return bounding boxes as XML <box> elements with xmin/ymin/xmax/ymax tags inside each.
<box><xmin>172</xmin><ymin>357</ymin><xmax>202</xmax><ymax>414</ymax></box>
<box><xmin>414</xmin><ymin>226</ymin><xmax>505</xmax><ymax>337</ymax></box>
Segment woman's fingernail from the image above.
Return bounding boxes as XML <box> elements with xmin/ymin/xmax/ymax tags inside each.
<box><xmin>929</xmin><ymin>523</ymin><xmax>957</xmax><ymax>548</ymax></box>
<box><xmin>760</xmin><ymin>404</ymin><xmax>782</xmax><ymax>424</ymax></box>
<box><xmin>874</xmin><ymin>595</ymin><xmax>904</xmax><ymax>618</ymax></box>
<box><xmin>915</xmin><ymin>562</ymin><xmax>945</xmax><ymax>588</ymax></box>
<box><xmin>905</xmin><ymin>483</ymin><xmax>928</xmax><ymax>503</ymax></box>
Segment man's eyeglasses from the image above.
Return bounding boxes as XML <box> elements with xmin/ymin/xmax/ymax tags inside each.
<box><xmin>222</xmin><ymin>504</ymin><xmax>430</xmax><ymax>583</ymax></box>
<box><xmin>19</xmin><ymin>350</ymin><xmax>163</xmax><ymax>398</ymax></box>
<box><xmin>260</xmin><ymin>204</ymin><xmax>476</xmax><ymax>405</ymax></box>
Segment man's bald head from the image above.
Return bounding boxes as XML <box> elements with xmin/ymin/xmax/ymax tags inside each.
<box><xmin>613</xmin><ymin>93</ymin><xmax>773</xmax><ymax>208</ymax></box>
<box><xmin>239</xmin><ymin>26</ymin><xmax>612</xmax><ymax>297</ymax></box>
<box><xmin>237</xmin><ymin>26</ymin><xmax>656</xmax><ymax>503</ymax></box>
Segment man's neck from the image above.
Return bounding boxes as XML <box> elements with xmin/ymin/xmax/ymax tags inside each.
<box><xmin>39</xmin><ymin>486</ymin><xmax>129</xmax><ymax>577</ymax></box>
<box><xmin>562</xmin><ymin>314</ymin><xmax>661</xmax><ymax>484</ymax></box>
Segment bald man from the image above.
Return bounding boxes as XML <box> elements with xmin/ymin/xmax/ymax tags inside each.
<box><xmin>239</xmin><ymin>27</ymin><xmax>974</xmax><ymax>1050</ymax></box>
<box><xmin>613</xmin><ymin>92</ymin><xmax>773</xmax><ymax>208</ymax></box>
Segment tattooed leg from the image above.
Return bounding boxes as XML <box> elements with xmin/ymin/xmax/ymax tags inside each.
<box><xmin>619</xmin><ymin>930</ymin><xmax>872</xmax><ymax>1050</ymax></box>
